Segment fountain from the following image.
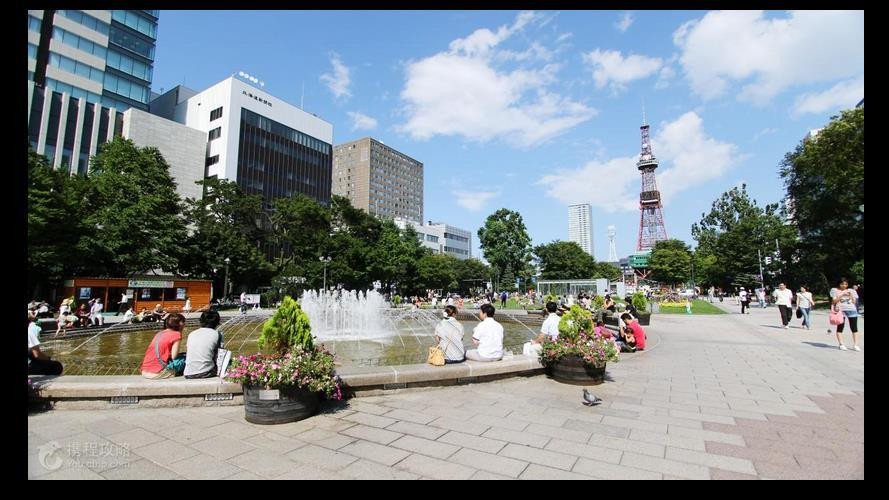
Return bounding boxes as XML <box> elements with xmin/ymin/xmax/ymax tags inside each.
<box><xmin>46</xmin><ymin>290</ymin><xmax>540</xmax><ymax>373</ymax></box>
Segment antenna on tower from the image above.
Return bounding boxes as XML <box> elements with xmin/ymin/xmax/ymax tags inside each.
<box><xmin>641</xmin><ymin>98</ymin><xmax>647</xmax><ymax>126</ymax></box>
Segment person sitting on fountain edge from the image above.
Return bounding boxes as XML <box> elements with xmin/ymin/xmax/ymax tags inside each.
<box><xmin>184</xmin><ymin>310</ymin><xmax>225</xmax><ymax>378</ymax></box>
<box><xmin>466</xmin><ymin>304</ymin><xmax>503</xmax><ymax>362</ymax></box>
<box><xmin>618</xmin><ymin>313</ymin><xmax>646</xmax><ymax>352</ymax></box>
<box><xmin>523</xmin><ymin>301</ymin><xmax>560</xmax><ymax>356</ymax></box>
<box><xmin>434</xmin><ymin>305</ymin><xmax>465</xmax><ymax>364</ymax></box>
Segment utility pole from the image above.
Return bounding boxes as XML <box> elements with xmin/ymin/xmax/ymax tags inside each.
<box><xmin>757</xmin><ymin>249</ymin><xmax>765</xmax><ymax>291</ymax></box>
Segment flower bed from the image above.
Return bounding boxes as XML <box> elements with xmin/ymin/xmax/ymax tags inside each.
<box><xmin>225</xmin><ymin>346</ymin><xmax>344</xmax><ymax>401</ymax></box>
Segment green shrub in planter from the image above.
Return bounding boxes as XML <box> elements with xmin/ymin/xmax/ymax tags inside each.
<box><xmin>631</xmin><ymin>291</ymin><xmax>648</xmax><ymax>312</ymax></box>
<box><xmin>258</xmin><ymin>296</ymin><xmax>313</xmax><ymax>353</ymax></box>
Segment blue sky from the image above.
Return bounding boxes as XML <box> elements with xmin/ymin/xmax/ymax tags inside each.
<box><xmin>152</xmin><ymin>10</ymin><xmax>864</xmax><ymax>262</ymax></box>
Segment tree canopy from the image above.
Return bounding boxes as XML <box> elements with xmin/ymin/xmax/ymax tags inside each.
<box><xmin>478</xmin><ymin>209</ymin><xmax>532</xmax><ymax>290</ymax></box>
<box><xmin>779</xmin><ymin>106</ymin><xmax>864</xmax><ymax>288</ymax></box>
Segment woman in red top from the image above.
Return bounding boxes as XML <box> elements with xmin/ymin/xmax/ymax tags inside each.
<box><xmin>140</xmin><ymin>314</ymin><xmax>186</xmax><ymax>379</ymax></box>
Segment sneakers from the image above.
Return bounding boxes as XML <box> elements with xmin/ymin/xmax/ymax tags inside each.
<box><xmin>839</xmin><ymin>344</ymin><xmax>848</xmax><ymax>351</ymax></box>
<box><xmin>784</xmin><ymin>326</ymin><xmax>789</xmax><ymax>329</ymax></box>
<box><xmin>852</xmin><ymin>345</ymin><xmax>861</xmax><ymax>352</ymax></box>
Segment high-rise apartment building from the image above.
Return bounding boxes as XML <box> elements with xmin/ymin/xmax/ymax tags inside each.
<box><xmin>332</xmin><ymin>138</ymin><xmax>423</xmax><ymax>224</ymax></box>
<box><xmin>28</xmin><ymin>9</ymin><xmax>159</xmax><ymax>172</ymax></box>
<box><xmin>568</xmin><ymin>203</ymin><xmax>594</xmax><ymax>258</ymax></box>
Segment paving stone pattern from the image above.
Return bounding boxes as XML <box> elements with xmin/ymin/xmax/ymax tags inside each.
<box><xmin>28</xmin><ymin>305</ymin><xmax>863</xmax><ymax>479</ymax></box>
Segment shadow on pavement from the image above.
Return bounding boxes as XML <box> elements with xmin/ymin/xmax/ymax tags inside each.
<box><xmin>802</xmin><ymin>341</ymin><xmax>840</xmax><ymax>349</ymax></box>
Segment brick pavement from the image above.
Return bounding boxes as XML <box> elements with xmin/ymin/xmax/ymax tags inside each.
<box><xmin>28</xmin><ymin>304</ymin><xmax>863</xmax><ymax>479</ymax></box>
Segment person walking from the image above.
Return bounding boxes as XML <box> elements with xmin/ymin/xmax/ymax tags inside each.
<box><xmin>739</xmin><ymin>287</ymin><xmax>749</xmax><ymax>314</ymax></box>
<box><xmin>773</xmin><ymin>283</ymin><xmax>794</xmax><ymax>329</ymax></box>
<box><xmin>758</xmin><ymin>288</ymin><xmax>766</xmax><ymax>308</ymax></box>
<box><xmin>500</xmin><ymin>291</ymin><xmax>508</xmax><ymax>308</ymax></box>
<box><xmin>831</xmin><ymin>278</ymin><xmax>860</xmax><ymax>351</ymax></box>
<box><xmin>797</xmin><ymin>285</ymin><xmax>814</xmax><ymax>330</ymax></box>
<box><xmin>116</xmin><ymin>291</ymin><xmax>129</xmax><ymax>315</ymax></box>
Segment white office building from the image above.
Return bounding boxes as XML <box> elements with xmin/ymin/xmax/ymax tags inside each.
<box><xmin>394</xmin><ymin>218</ymin><xmax>472</xmax><ymax>260</ymax></box>
<box><xmin>568</xmin><ymin>203</ymin><xmax>594</xmax><ymax>258</ymax></box>
<box><xmin>150</xmin><ymin>76</ymin><xmax>334</xmax><ymax>211</ymax></box>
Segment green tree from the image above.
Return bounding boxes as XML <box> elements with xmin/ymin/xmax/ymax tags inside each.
<box><xmin>326</xmin><ymin>195</ymin><xmax>383</xmax><ymax>290</ymax></box>
<box><xmin>27</xmin><ymin>150</ymin><xmax>91</xmax><ymax>298</ymax></box>
<box><xmin>850</xmin><ymin>260</ymin><xmax>864</xmax><ymax>285</ymax></box>
<box><xmin>779</xmin><ymin>106</ymin><xmax>864</xmax><ymax>286</ymax></box>
<box><xmin>416</xmin><ymin>254</ymin><xmax>459</xmax><ymax>293</ymax></box>
<box><xmin>478</xmin><ymin>209</ymin><xmax>532</xmax><ymax>290</ymax></box>
<box><xmin>181</xmin><ymin>178</ymin><xmax>273</xmax><ymax>296</ymax></box>
<box><xmin>77</xmin><ymin>138</ymin><xmax>184</xmax><ymax>276</ymax></box>
<box><xmin>593</xmin><ymin>262</ymin><xmax>621</xmax><ymax>282</ymax></box>
<box><xmin>534</xmin><ymin>240</ymin><xmax>597</xmax><ymax>279</ymax></box>
<box><xmin>691</xmin><ymin>185</ymin><xmax>798</xmax><ymax>290</ymax></box>
<box><xmin>648</xmin><ymin>239</ymin><xmax>692</xmax><ymax>287</ymax></box>
<box><xmin>453</xmin><ymin>258</ymin><xmax>492</xmax><ymax>295</ymax></box>
<box><xmin>258</xmin><ymin>296</ymin><xmax>313</xmax><ymax>353</ymax></box>
<box><xmin>270</xmin><ymin>195</ymin><xmax>331</xmax><ymax>279</ymax></box>
<box><xmin>368</xmin><ymin>220</ymin><xmax>426</xmax><ymax>294</ymax></box>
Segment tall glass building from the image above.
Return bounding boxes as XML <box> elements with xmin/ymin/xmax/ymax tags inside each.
<box><xmin>27</xmin><ymin>10</ymin><xmax>158</xmax><ymax>172</ymax></box>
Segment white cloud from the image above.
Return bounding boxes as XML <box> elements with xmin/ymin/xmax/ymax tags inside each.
<box><xmin>452</xmin><ymin>190</ymin><xmax>500</xmax><ymax>212</ymax></box>
<box><xmin>752</xmin><ymin>127</ymin><xmax>778</xmax><ymax>141</ymax></box>
<box><xmin>398</xmin><ymin>12</ymin><xmax>596</xmax><ymax>148</ymax></box>
<box><xmin>582</xmin><ymin>49</ymin><xmax>663</xmax><ymax>94</ymax></box>
<box><xmin>793</xmin><ymin>75</ymin><xmax>864</xmax><ymax>115</ymax></box>
<box><xmin>320</xmin><ymin>53</ymin><xmax>351</xmax><ymax>100</ymax></box>
<box><xmin>347</xmin><ymin>111</ymin><xmax>378</xmax><ymax>131</ymax></box>
<box><xmin>538</xmin><ymin>156</ymin><xmax>640</xmax><ymax>212</ymax></box>
<box><xmin>673</xmin><ymin>10</ymin><xmax>864</xmax><ymax>104</ymax></box>
<box><xmin>615</xmin><ymin>12</ymin><xmax>634</xmax><ymax>33</ymax></box>
<box><xmin>556</xmin><ymin>32</ymin><xmax>574</xmax><ymax>43</ymax></box>
<box><xmin>538</xmin><ymin>111</ymin><xmax>739</xmax><ymax>211</ymax></box>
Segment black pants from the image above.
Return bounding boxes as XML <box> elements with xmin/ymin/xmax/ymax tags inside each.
<box><xmin>116</xmin><ymin>303</ymin><xmax>128</xmax><ymax>315</ymax></box>
<box><xmin>185</xmin><ymin>368</ymin><xmax>217</xmax><ymax>379</ymax></box>
<box><xmin>444</xmin><ymin>358</ymin><xmax>465</xmax><ymax>364</ymax></box>
<box><xmin>836</xmin><ymin>315</ymin><xmax>859</xmax><ymax>333</ymax></box>
<box><xmin>741</xmin><ymin>301</ymin><xmax>748</xmax><ymax>314</ymax></box>
<box><xmin>778</xmin><ymin>305</ymin><xmax>791</xmax><ymax>326</ymax></box>
<box><xmin>29</xmin><ymin>358</ymin><xmax>63</xmax><ymax>375</ymax></box>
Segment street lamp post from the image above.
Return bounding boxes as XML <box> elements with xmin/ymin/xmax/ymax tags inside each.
<box><xmin>319</xmin><ymin>256</ymin><xmax>331</xmax><ymax>291</ymax></box>
<box><xmin>224</xmin><ymin>257</ymin><xmax>231</xmax><ymax>300</ymax></box>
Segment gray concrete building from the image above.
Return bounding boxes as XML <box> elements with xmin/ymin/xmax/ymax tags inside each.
<box><xmin>121</xmin><ymin>108</ymin><xmax>206</xmax><ymax>202</ymax></box>
<box><xmin>394</xmin><ymin>218</ymin><xmax>472</xmax><ymax>260</ymax></box>
<box><xmin>333</xmin><ymin>137</ymin><xmax>423</xmax><ymax>224</ymax></box>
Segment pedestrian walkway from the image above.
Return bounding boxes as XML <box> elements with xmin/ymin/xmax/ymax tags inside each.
<box><xmin>28</xmin><ymin>309</ymin><xmax>863</xmax><ymax>480</ymax></box>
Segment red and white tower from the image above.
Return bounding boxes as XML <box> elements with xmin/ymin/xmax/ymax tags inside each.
<box><xmin>636</xmin><ymin>111</ymin><xmax>668</xmax><ymax>251</ymax></box>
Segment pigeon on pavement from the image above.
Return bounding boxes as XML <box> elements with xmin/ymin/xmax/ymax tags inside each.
<box><xmin>582</xmin><ymin>389</ymin><xmax>602</xmax><ymax>406</ymax></box>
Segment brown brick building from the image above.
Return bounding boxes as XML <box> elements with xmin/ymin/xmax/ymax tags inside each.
<box><xmin>332</xmin><ymin>137</ymin><xmax>423</xmax><ymax>223</ymax></box>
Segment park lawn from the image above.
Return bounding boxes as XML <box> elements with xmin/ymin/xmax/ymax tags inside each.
<box><xmin>658</xmin><ymin>299</ymin><xmax>727</xmax><ymax>315</ymax></box>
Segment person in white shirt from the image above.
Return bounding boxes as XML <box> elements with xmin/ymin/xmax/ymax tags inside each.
<box><xmin>434</xmin><ymin>305</ymin><xmax>466</xmax><ymax>363</ymax></box>
<box><xmin>523</xmin><ymin>302</ymin><xmax>560</xmax><ymax>356</ymax></box>
<box><xmin>773</xmin><ymin>283</ymin><xmax>794</xmax><ymax>329</ymax></box>
<box><xmin>183</xmin><ymin>297</ymin><xmax>192</xmax><ymax>314</ymax></box>
<box><xmin>757</xmin><ymin>289</ymin><xmax>766</xmax><ymax>308</ymax></box>
<box><xmin>90</xmin><ymin>299</ymin><xmax>105</xmax><ymax>326</ymax></box>
<box><xmin>28</xmin><ymin>311</ymin><xmax>63</xmax><ymax>375</ymax></box>
<box><xmin>122</xmin><ymin>307</ymin><xmax>136</xmax><ymax>323</ymax></box>
<box><xmin>797</xmin><ymin>286</ymin><xmax>814</xmax><ymax>330</ymax></box>
<box><xmin>116</xmin><ymin>292</ymin><xmax>129</xmax><ymax>315</ymax></box>
<box><xmin>467</xmin><ymin>304</ymin><xmax>503</xmax><ymax>362</ymax></box>
<box><xmin>739</xmin><ymin>287</ymin><xmax>749</xmax><ymax>314</ymax></box>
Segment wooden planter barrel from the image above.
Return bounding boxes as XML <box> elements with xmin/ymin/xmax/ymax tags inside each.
<box><xmin>548</xmin><ymin>355</ymin><xmax>606</xmax><ymax>385</ymax></box>
<box><xmin>243</xmin><ymin>385</ymin><xmax>320</xmax><ymax>425</ymax></box>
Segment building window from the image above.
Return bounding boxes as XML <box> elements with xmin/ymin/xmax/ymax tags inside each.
<box><xmin>426</xmin><ymin>234</ymin><xmax>439</xmax><ymax>243</ymax></box>
<box><xmin>208</xmin><ymin>127</ymin><xmax>221</xmax><ymax>141</ymax></box>
<box><xmin>206</xmin><ymin>155</ymin><xmax>219</xmax><ymax>166</ymax></box>
<box><xmin>210</xmin><ymin>106</ymin><xmax>223</xmax><ymax>121</ymax></box>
